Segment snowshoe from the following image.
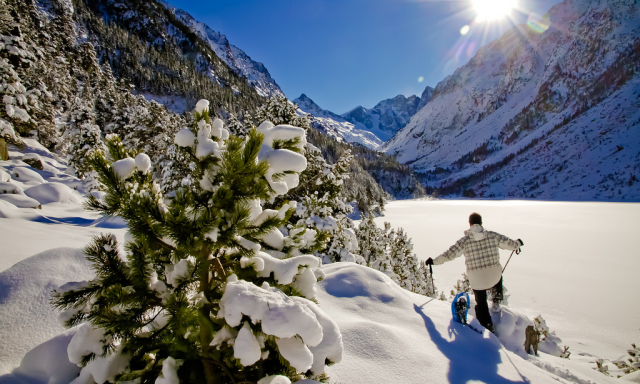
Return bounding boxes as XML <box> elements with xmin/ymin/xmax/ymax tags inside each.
<box><xmin>451</xmin><ymin>292</ymin><xmax>470</xmax><ymax>325</ymax></box>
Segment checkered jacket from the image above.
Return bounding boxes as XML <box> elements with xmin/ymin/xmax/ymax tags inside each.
<box><xmin>434</xmin><ymin>225</ymin><xmax>521</xmax><ymax>271</ymax></box>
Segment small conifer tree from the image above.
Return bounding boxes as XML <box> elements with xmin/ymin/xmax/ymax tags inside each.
<box><xmin>51</xmin><ymin>100</ymin><xmax>342</xmax><ymax>384</ymax></box>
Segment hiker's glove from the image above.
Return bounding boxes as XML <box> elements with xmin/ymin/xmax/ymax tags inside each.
<box><xmin>426</xmin><ymin>257</ymin><xmax>434</xmax><ymax>266</ymax></box>
<box><xmin>517</xmin><ymin>238</ymin><xmax>524</xmax><ymax>246</ymax></box>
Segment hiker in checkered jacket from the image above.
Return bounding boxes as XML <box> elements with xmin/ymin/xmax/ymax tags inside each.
<box><xmin>426</xmin><ymin>212</ymin><xmax>523</xmax><ymax>333</ymax></box>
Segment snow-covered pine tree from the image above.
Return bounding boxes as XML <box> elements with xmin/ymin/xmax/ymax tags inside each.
<box><xmin>253</xmin><ymin>96</ymin><xmax>310</xmax><ymax>130</ymax></box>
<box><xmin>225</xmin><ymin>113</ymin><xmax>247</xmax><ymax>137</ymax></box>
<box><xmin>387</xmin><ymin>227</ymin><xmax>417</xmax><ymax>291</ymax></box>
<box><xmin>355</xmin><ymin>217</ymin><xmax>434</xmax><ymax>295</ymax></box>
<box><xmin>356</xmin><ymin>213</ymin><xmax>386</xmax><ymax>266</ymax></box>
<box><xmin>415</xmin><ymin>264</ymin><xmax>437</xmax><ymax>297</ymax></box>
<box><xmin>296</xmin><ymin>149</ymin><xmax>361</xmax><ymax>264</ymax></box>
<box><xmin>0</xmin><ymin>48</ymin><xmax>30</xmax><ymax>149</ymax></box>
<box><xmin>51</xmin><ymin>100</ymin><xmax>342</xmax><ymax>384</ymax></box>
<box><xmin>250</xmin><ymin>95</ymin><xmax>361</xmax><ymax>264</ymax></box>
<box><xmin>63</xmin><ymin>87</ymin><xmax>105</xmax><ymax>187</ymax></box>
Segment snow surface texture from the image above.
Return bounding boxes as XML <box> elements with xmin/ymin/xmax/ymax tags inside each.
<box><xmin>384</xmin><ymin>0</ymin><xmax>640</xmax><ymax>200</ymax></box>
<box><xmin>0</xmin><ymin>248</ymin><xmax>94</xmax><ymax>375</ymax></box>
<box><xmin>0</xmin><ymin>232</ymin><xmax>628</xmax><ymax>383</ymax></box>
<box><xmin>319</xmin><ymin>263</ymin><xmax>618</xmax><ymax>384</ymax></box>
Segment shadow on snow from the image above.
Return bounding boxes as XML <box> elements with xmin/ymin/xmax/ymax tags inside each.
<box><xmin>413</xmin><ymin>303</ymin><xmax>530</xmax><ymax>384</ymax></box>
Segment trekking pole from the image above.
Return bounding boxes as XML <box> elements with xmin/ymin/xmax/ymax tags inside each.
<box><xmin>502</xmin><ymin>248</ymin><xmax>521</xmax><ymax>273</ymax></box>
<box><xmin>429</xmin><ymin>264</ymin><xmax>435</xmax><ymax>296</ymax></box>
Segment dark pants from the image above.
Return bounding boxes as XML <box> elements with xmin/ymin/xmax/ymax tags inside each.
<box><xmin>473</xmin><ymin>277</ymin><xmax>503</xmax><ymax>330</ymax></box>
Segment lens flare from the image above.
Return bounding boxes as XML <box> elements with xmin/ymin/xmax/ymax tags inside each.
<box><xmin>418</xmin><ymin>76</ymin><xmax>424</xmax><ymax>83</ymax></box>
<box><xmin>472</xmin><ymin>0</ymin><xmax>516</xmax><ymax>22</ymax></box>
<box><xmin>527</xmin><ymin>13</ymin><xmax>550</xmax><ymax>33</ymax></box>
<box><xmin>460</xmin><ymin>25</ymin><xmax>470</xmax><ymax>35</ymax></box>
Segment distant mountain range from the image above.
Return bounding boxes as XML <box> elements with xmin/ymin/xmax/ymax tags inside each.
<box><xmin>294</xmin><ymin>87</ymin><xmax>434</xmax><ymax>149</ymax></box>
<box><xmin>383</xmin><ymin>0</ymin><xmax>640</xmax><ymax>200</ymax></box>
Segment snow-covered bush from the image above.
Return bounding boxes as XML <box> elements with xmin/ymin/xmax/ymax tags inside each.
<box><xmin>449</xmin><ymin>273</ymin><xmax>471</xmax><ymax>298</ymax></box>
<box><xmin>533</xmin><ymin>315</ymin><xmax>568</xmax><ymax>358</ymax></box>
<box><xmin>612</xmin><ymin>343</ymin><xmax>640</xmax><ymax>376</ymax></box>
<box><xmin>594</xmin><ymin>358</ymin><xmax>610</xmax><ymax>376</ymax></box>
<box><xmin>51</xmin><ymin>100</ymin><xmax>342</xmax><ymax>384</ymax></box>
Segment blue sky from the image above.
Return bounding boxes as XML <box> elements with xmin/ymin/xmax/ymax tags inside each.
<box><xmin>168</xmin><ymin>0</ymin><xmax>562</xmax><ymax>114</ymax></box>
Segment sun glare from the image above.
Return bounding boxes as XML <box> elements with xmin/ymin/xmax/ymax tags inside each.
<box><xmin>472</xmin><ymin>0</ymin><xmax>516</xmax><ymax>22</ymax></box>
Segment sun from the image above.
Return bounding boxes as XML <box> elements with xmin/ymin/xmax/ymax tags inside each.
<box><xmin>472</xmin><ymin>0</ymin><xmax>516</xmax><ymax>22</ymax></box>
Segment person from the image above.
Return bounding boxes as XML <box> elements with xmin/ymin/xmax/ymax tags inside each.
<box><xmin>426</xmin><ymin>212</ymin><xmax>523</xmax><ymax>333</ymax></box>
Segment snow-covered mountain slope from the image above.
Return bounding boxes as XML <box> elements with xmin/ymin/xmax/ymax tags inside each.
<box><xmin>342</xmin><ymin>88</ymin><xmax>434</xmax><ymax>142</ymax></box>
<box><xmin>294</xmin><ymin>94</ymin><xmax>384</xmax><ymax>149</ymax></box>
<box><xmin>158</xmin><ymin>0</ymin><xmax>283</xmax><ymax>98</ymax></box>
<box><xmin>383</xmin><ymin>0</ymin><xmax>640</xmax><ymax>199</ymax></box>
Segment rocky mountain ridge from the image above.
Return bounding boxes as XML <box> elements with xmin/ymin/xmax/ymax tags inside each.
<box><xmin>294</xmin><ymin>87</ymin><xmax>434</xmax><ymax>149</ymax></box>
<box><xmin>158</xmin><ymin>0</ymin><xmax>283</xmax><ymax>99</ymax></box>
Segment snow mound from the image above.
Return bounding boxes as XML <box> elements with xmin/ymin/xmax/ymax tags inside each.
<box><xmin>0</xmin><ymin>248</ymin><xmax>93</xmax><ymax>375</ymax></box>
<box><xmin>0</xmin><ymin>181</ymin><xmax>23</xmax><ymax>194</ymax></box>
<box><xmin>491</xmin><ymin>307</ymin><xmax>533</xmax><ymax>357</ymax></box>
<box><xmin>0</xmin><ymin>193</ymin><xmax>41</xmax><ymax>208</ymax></box>
<box><xmin>0</xmin><ymin>169</ymin><xmax>11</xmax><ymax>182</ymax></box>
<box><xmin>318</xmin><ymin>262</ymin><xmax>616</xmax><ymax>384</ymax></box>
<box><xmin>10</xmin><ymin>167</ymin><xmax>45</xmax><ymax>184</ymax></box>
<box><xmin>0</xmin><ymin>199</ymin><xmax>21</xmax><ymax>218</ymax></box>
<box><xmin>0</xmin><ymin>329</ymin><xmax>81</xmax><ymax>384</ymax></box>
<box><xmin>623</xmin><ymin>371</ymin><xmax>640</xmax><ymax>383</ymax></box>
<box><xmin>24</xmin><ymin>182</ymin><xmax>82</xmax><ymax>205</ymax></box>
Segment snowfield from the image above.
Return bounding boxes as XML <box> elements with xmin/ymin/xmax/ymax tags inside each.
<box><xmin>1</xmin><ymin>142</ymin><xmax>638</xmax><ymax>383</ymax></box>
<box><xmin>375</xmin><ymin>199</ymin><xmax>640</xmax><ymax>362</ymax></box>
